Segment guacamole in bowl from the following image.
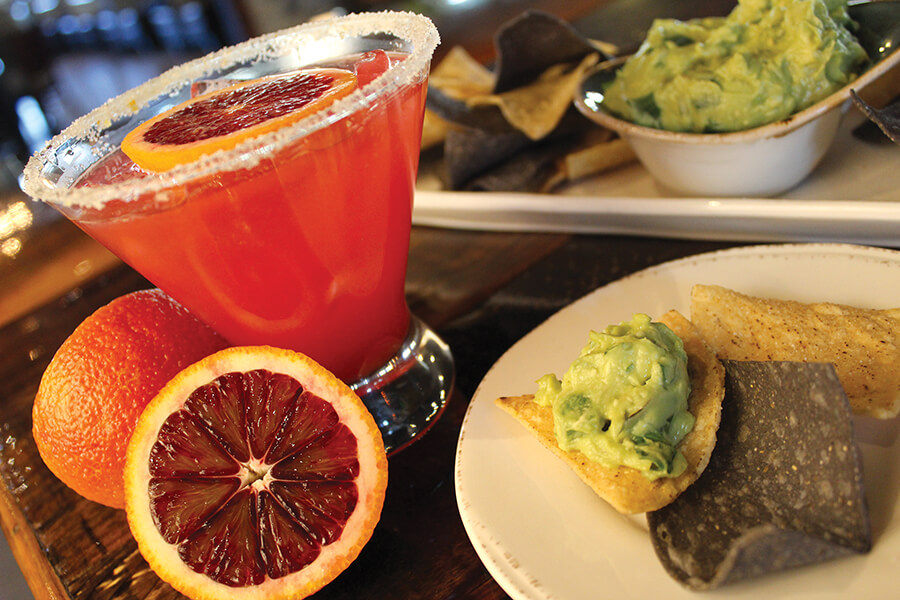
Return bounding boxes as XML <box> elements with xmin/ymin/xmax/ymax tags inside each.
<box><xmin>601</xmin><ymin>0</ymin><xmax>868</xmax><ymax>133</ymax></box>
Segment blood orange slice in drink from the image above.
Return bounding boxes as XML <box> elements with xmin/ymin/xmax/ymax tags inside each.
<box><xmin>121</xmin><ymin>68</ymin><xmax>357</xmax><ymax>172</ymax></box>
<box><xmin>124</xmin><ymin>346</ymin><xmax>387</xmax><ymax>600</ymax></box>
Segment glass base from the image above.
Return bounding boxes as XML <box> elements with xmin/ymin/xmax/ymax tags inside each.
<box><xmin>350</xmin><ymin>316</ymin><xmax>454</xmax><ymax>454</ymax></box>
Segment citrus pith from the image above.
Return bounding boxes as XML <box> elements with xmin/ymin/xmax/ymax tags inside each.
<box><xmin>124</xmin><ymin>346</ymin><xmax>388</xmax><ymax>600</ymax></box>
<box><xmin>32</xmin><ymin>288</ymin><xmax>228</xmax><ymax>509</ymax></box>
<box><xmin>121</xmin><ymin>68</ymin><xmax>358</xmax><ymax>172</ymax></box>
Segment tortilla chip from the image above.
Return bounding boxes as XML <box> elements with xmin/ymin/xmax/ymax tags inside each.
<box><xmin>421</xmin><ymin>110</ymin><xmax>450</xmax><ymax>150</ymax></box>
<box><xmin>454</xmin><ymin>111</ymin><xmax>599</xmax><ymax>192</ymax></box>
<box><xmin>443</xmin><ymin>127</ymin><xmax>532</xmax><ymax>189</ymax></box>
<box><xmin>491</xmin><ymin>10</ymin><xmax>602</xmax><ymax>93</ymax></box>
<box><xmin>851</xmin><ymin>90</ymin><xmax>900</xmax><ymax>145</ymax></box>
<box><xmin>425</xmin><ymin>11</ymin><xmax>601</xmax><ymax>139</ymax></box>
<box><xmin>648</xmin><ymin>360</ymin><xmax>871</xmax><ymax>590</ymax></box>
<box><xmin>496</xmin><ymin>310</ymin><xmax>725</xmax><ymax>514</ymax></box>
<box><xmin>426</xmin><ymin>86</ymin><xmax>513</xmax><ymax>135</ymax></box>
<box><xmin>423</xmin><ymin>10</ymin><xmax>614</xmax><ymax>191</ymax></box>
<box><xmin>421</xmin><ymin>47</ymin><xmax>497</xmax><ymax>151</ymax></box>
<box><xmin>429</xmin><ymin>46</ymin><xmax>495</xmax><ymax>99</ymax></box>
<box><xmin>468</xmin><ymin>53</ymin><xmax>600</xmax><ymax>141</ymax></box>
<box><xmin>690</xmin><ymin>284</ymin><xmax>900</xmax><ymax>418</ymax></box>
<box><xmin>461</xmin><ymin>139</ymin><xmax>566</xmax><ymax>192</ymax></box>
<box><xmin>561</xmin><ymin>134</ymin><xmax>636</xmax><ymax>180</ymax></box>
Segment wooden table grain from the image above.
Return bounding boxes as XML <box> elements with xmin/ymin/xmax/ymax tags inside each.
<box><xmin>0</xmin><ymin>205</ymin><xmax>737</xmax><ymax>599</ymax></box>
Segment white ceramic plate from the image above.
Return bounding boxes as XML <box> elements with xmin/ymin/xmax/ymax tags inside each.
<box><xmin>414</xmin><ymin>111</ymin><xmax>900</xmax><ymax>246</ymax></box>
<box><xmin>455</xmin><ymin>243</ymin><xmax>900</xmax><ymax>600</ymax></box>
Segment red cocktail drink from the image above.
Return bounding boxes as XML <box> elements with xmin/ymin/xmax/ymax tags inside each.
<box><xmin>24</xmin><ymin>12</ymin><xmax>452</xmax><ymax>452</ymax></box>
<box><xmin>74</xmin><ymin>54</ymin><xmax>423</xmax><ymax>382</ymax></box>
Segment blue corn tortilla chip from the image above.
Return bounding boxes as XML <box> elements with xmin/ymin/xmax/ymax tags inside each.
<box><xmin>647</xmin><ymin>360</ymin><xmax>871</xmax><ymax>591</ymax></box>
<box><xmin>491</xmin><ymin>10</ymin><xmax>600</xmax><ymax>93</ymax></box>
<box><xmin>851</xmin><ymin>90</ymin><xmax>900</xmax><ymax>145</ymax></box>
<box><xmin>445</xmin><ymin>110</ymin><xmax>592</xmax><ymax>191</ymax></box>
<box><xmin>443</xmin><ymin>127</ymin><xmax>531</xmax><ymax>189</ymax></box>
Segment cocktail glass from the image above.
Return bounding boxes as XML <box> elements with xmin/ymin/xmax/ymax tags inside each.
<box><xmin>22</xmin><ymin>11</ymin><xmax>453</xmax><ymax>454</ymax></box>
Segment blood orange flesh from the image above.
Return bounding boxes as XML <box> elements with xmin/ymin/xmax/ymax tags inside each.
<box><xmin>121</xmin><ymin>68</ymin><xmax>358</xmax><ymax>173</ymax></box>
<box><xmin>142</xmin><ymin>73</ymin><xmax>340</xmax><ymax>145</ymax></box>
<box><xmin>149</xmin><ymin>370</ymin><xmax>360</xmax><ymax>585</ymax></box>
<box><xmin>126</xmin><ymin>346</ymin><xmax>387</xmax><ymax>599</ymax></box>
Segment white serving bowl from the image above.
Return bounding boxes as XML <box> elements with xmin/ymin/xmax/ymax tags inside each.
<box><xmin>575</xmin><ymin>50</ymin><xmax>900</xmax><ymax>197</ymax></box>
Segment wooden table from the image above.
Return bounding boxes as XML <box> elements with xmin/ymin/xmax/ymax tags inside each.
<box><xmin>0</xmin><ymin>198</ymin><xmax>738</xmax><ymax>599</ymax></box>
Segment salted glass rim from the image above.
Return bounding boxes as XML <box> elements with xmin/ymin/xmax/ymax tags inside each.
<box><xmin>21</xmin><ymin>10</ymin><xmax>440</xmax><ymax>211</ymax></box>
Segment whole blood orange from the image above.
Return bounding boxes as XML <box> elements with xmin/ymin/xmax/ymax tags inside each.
<box><xmin>32</xmin><ymin>289</ymin><xmax>228</xmax><ymax>509</ymax></box>
<box><xmin>123</xmin><ymin>346</ymin><xmax>388</xmax><ymax>600</ymax></box>
<box><xmin>121</xmin><ymin>68</ymin><xmax>358</xmax><ymax>172</ymax></box>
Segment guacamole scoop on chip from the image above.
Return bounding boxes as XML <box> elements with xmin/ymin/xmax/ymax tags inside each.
<box><xmin>534</xmin><ymin>313</ymin><xmax>695</xmax><ymax>480</ymax></box>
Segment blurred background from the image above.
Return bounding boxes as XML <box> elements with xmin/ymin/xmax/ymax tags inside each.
<box><xmin>0</xmin><ymin>0</ymin><xmax>621</xmax><ymax>192</ymax></box>
<box><xmin>1</xmin><ymin>0</ymin><xmax>237</xmax><ymax>188</ymax></box>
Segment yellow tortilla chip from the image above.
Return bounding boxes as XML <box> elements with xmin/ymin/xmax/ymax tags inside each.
<box><xmin>421</xmin><ymin>110</ymin><xmax>450</xmax><ymax>150</ymax></box>
<box><xmin>690</xmin><ymin>284</ymin><xmax>900</xmax><ymax>418</ymax></box>
<box><xmin>429</xmin><ymin>46</ymin><xmax>495</xmax><ymax>100</ymax></box>
<box><xmin>561</xmin><ymin>135</ymin><xmax>636</xmax><ymax>180</ymax></box>
<box><xmin>536</xmin><ymin>131</ymin><xmax>637</xmax><ymax>192</ymax></box>
<box><xmin>423</xmin><ymin>46</ymin><xmax>494</xmax><ymax>150</ymax></box>
<box><xmin>496</xmin><ymin>310</ymin><xmax>725</xmax><ymax>514</ymax></box>
<box><xmin>468</xmin><ymin>53</ymin><xmax>600</xmax><ymax>140</ymax></box>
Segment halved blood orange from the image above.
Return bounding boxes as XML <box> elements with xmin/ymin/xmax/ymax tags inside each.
<box><xmin>121</xmin><ymin>68</ymin><xmax>358</xmax><ymax>172</ymax></box>
<box><xmin>124</xmin><ymin>346</ymin><xmax>387</xmax><ymax>600</ymax></box>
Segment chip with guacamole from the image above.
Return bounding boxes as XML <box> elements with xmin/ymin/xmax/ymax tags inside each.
<box><xmin>601</xmin><ymin>0</ymin><xmax>869</xmax><ymax>132</ymax></box>
<box><xmin>496</xmin><ymin>310</ymin><xmax>725</xmax><ymax>514</ymax></box>
<box><xmin>534</xmin><ymin>313</ymin><xmax>694</xmax><ymax>480</ymax></box>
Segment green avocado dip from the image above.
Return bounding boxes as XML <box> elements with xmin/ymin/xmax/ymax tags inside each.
<box><xmin>534</xmin><ymin>314</ymin><xmax>693</xmax><ymax>480</ymax></box>
<box><xmin>600</xmin><ymin>0</ymin><xmax>868</xmax><ymax>132</ymax></box>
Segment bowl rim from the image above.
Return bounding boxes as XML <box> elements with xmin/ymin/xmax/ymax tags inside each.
<box><xmin>575</xmin><ymin>47</ymin><xmax>900</xmax><ymax>144</ymax></box>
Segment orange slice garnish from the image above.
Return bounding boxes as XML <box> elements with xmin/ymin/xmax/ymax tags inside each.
<box><xmin>124</xmin><ymin>345</ymin><xmax>387</xmax><ymax>599</ymax></box>
<box><xmin>121</xmin><ymin>69</ymin><xmax>358</xmax><ymax>172</ymax></box>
